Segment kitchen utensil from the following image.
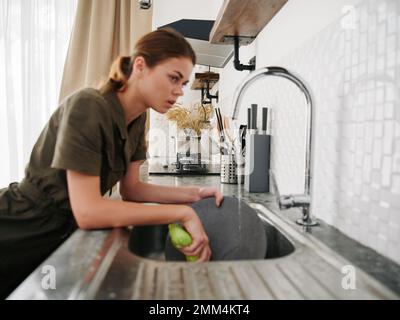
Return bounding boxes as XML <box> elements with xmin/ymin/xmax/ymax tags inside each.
<box><xmin>220</xmin><ymin>153</ymin><xmax>243</xmax><ymax>184</ymax></box>
<box><xmin>214</xmin><ymin>108</ymin><xmax>228</xmax><ymax>155</ymax></box>
<box><xmin>247</xmin><ymin>108</ymin><xmax>251</xmax><ymax>130</ymax></box>
<box><xmin>251</xmin><ymin>104</ymin><xmax>258</xmax><ymax>131</ymax></box>
<box><xmin>223</xmin><ymin>116</ymin><xmax>236</xmax><ymax>152</ymax></box>
<box><xmin>262</xmin><ymin>107</ymin><xmax>268</xmax><ymax>133</ymax></box>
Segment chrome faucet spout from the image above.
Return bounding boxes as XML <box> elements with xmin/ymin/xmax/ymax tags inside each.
<box><xmin>232</xmin><ymin>67</ymin><xmax>318</xmax><ymax>227</ymax></box>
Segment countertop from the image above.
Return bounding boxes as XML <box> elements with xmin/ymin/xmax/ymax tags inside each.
<box><xmin>8</xmin><ymin>174</ymin><xmax>400</xmax><ymax>300</ymax></box>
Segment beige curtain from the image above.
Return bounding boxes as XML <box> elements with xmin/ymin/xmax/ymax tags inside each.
<box><xmin>59</xmin><ymin>0</ymin><xmax>153</xmax><ymax>101</ymax></box>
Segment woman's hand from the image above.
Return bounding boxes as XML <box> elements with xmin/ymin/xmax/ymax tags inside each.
<box><xmin>198</xmin><ymin>186</ymin><xmax>224</xmax><ymax>207</ymax></box>
<box><xmin>179</xmin><ymin>206</ymin><xmax>211</xmax><ymax>262</ymax></box>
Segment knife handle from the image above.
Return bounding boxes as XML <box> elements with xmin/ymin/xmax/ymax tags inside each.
<box><xmin>262</xmin><ymin>107</ymin><xmax>268</xmax><ymax>132</ymax></box>
<box><xmin>251</xmin><ymin>104</ymin><xmax>257</xmax><ymax>130</ymax></box>
<box><xmin>247</xmin><ymin>108</ymin><xmax>251</xmax><ymax>130</ymax></box>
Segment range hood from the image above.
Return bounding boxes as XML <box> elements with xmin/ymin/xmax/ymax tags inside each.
<box><xmin>158</xmin><ymin>19</ymin><xmax>233</xmax><ymax>68</ymax></box>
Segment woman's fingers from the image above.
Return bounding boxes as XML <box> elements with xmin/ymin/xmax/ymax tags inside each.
<box><xmin>181</xmin><ymin>242</ymin><xmax>211</xmax><ymax>262</ymax></box>
<box><xmin>197</xmin><ymin>245</ymin><xmax>211</xmax><ymax>262</ymax></box>
<box><xmin>215</xmin><ymin>190</ymin><xmax>224</xmax><ymax>207</ymax></box>
<box><xmin>179</xmin><ymin>206</ymin><xmax>211</xmax><ymax>262</ymax></box>
<box><xmin>199</xmin><ymin>187</ymin><xmax>224</xmax><ymax>207</ymax></box>
<box><xmin>179</xmin><ymin>244</ymin><xmax>199</xmax><ymax>257</ymax></box>
<box><xmin>180</xmin><ymin>235</ymin><xmax>208</xmax><ymax>257</ymax></box>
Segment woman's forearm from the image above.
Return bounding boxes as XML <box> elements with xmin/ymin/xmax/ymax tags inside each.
<box><xmin>121</xmin><ymin>181</ymin><xmax>201</xmax><ymax>204</ymax></box>
<box><xmin>78</xmin><ymin>197</ymin><xmax>190</xmax><ymax>229</ymax></box>
<box><xmin>67</xmin><ymin>170</ymin><xmax>197</xmax><ymax>230</ymax></box>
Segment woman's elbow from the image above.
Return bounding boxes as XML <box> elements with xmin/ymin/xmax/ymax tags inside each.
<box><xmin>73</xmin><ymin>212</ymin><xmax>92</xmax><ymax>230</ymax></box>
<box><xmin>71</xmin><ymin>205</ymin><xmax>97</xmax><ymax>230</ymax></box>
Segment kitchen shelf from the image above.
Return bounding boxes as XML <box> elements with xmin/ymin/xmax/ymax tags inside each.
<box><xmin>209</xmin><ymin>0</ymin><xmax>288</xmax><ymax>44</ymax></box>
<box><xmin>190</xmin><ymin>72</ymin><xmax>220</xmax><ymax>90</ymax></box>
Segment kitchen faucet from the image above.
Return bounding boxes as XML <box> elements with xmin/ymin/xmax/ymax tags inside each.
<box><xmin>231</xmin><ymin>66</ymin><xmax>318</xmax><ymax>226</ymax></box>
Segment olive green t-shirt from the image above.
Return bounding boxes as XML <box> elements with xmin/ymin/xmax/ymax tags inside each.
<box><xmin>23</xmin><ymin>87</ymin><xmax>147</xmax><ymax>210</ymax></box>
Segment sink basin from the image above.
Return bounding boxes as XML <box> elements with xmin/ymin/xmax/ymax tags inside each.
<box><xmin>9</xmin><ymin>203</ymin><xmax>399</xmax><ymax>299</ymax></box>
<box><xmin>128</xmin><ymin>211</ymin><xmax>295</xmax><ymax>261</ymax></box>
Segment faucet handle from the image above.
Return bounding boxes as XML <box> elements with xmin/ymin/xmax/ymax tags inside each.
<box><xmin>269</xmin><ymin>170</ymin><xmax>309</xmax><ymax>210</ymax></box>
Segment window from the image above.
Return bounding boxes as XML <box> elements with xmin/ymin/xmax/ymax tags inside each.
<box><xmin>0</xmin><ymin>0</ymin><xmax>77</xmax><ymax>186</ymax></box>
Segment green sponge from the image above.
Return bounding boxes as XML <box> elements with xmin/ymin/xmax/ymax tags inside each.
<box><xmin>168</xmin><ymin>223</ymin><xmax>199</xmax><ymax>262</ymax></box>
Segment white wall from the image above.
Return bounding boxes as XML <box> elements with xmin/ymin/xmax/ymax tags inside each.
<box><xmin>219</xmin><ymin>0</ymin><xmax>400</xmax><ymax>264</ymax></box>
<box><xmin>256</xmin><ymin>0</ymin><xmax>363</xmax><ymax>66</ymax></box>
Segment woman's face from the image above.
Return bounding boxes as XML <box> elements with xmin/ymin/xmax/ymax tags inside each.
<box><xmin>136</xmin><ymin>56</ymin><xmax>193</xmax><ymax>114</ymax></box>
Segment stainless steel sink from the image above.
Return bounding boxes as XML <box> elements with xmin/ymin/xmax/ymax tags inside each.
<box><xmin>128</xmin><ymin>211</ymin><xmax>295</xmax><ymax>261</ymax></box>
<box><xmin>8</xmin><ymin>202</ymin><xmax>399</xmax><ymax>299</ymax></box>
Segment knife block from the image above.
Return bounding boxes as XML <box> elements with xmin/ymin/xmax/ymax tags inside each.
<box><xmin>244</xmin><ymin>133</ymin><xmax>271</xmax><ymax>193</ymax></box>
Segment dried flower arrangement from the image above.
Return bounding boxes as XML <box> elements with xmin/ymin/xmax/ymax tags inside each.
<box><xmin>166</xmin><ymin>102</ymin><xmax>213</xmax><ymax>135</ymax></box>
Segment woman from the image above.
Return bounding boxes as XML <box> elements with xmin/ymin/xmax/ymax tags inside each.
<box><xmin>0</xmin><ymin>29</ymin><xmax>223</xmax><ymax>298</ymax></box>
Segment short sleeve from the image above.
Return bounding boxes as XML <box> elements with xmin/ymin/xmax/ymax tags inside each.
<box><xmin>51</xmin><ymin>90</ymin><xmax>108</xmax><ymax>175</ymax></box>
<box><xmin>130</xmin><ymin>112</ymin><xmax>148</xmax><ymax>162</ymax></box>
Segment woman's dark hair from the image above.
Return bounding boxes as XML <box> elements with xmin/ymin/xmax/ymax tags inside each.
<box><xmin>100</xmin><ymin>28</ymin><xmax>196</xmax><ymax>93</ymax></box>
